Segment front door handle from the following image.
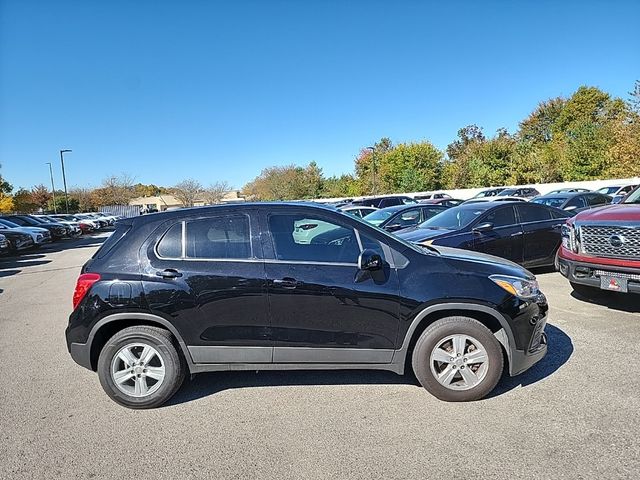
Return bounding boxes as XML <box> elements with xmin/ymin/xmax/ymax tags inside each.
<box><xmin>156</xmin><ymin>269</ymin><xmax>183</xmax><ymax>279</ymax></box>
<box><xmin>510</xmin><ymin>231</ymin><xmax>524</xmax><ymax>237</ymax></box>
<box><xmin>273</xmin><ymin>278</ymin><xmax>299</xmax><ymax>289</ymax></box>
<box><xmin>552</xmin><ymin>223</ymin><xmax>563</xmax><ymax>229</ymax></box>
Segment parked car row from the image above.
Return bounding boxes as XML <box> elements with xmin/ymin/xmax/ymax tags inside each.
<box><xmin>0</xmin><ymin>212</ymin><xmax>118</xmax><ymax>256</ymax></box>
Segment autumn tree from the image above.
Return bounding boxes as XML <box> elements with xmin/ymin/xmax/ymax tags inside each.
<box><xmin>202</xmin><ymin>181</ymin><xmax>231</xmax><ymax>204</ymax></box>
<box><xmin>172</xmin><ymin>179</ymin><xmax>203</xmax><ymax>207</ymax></box>
<box><xmin>30</xmin><ymin>184</ymin><xmax>51</xmax><ymax>210</ymax></box>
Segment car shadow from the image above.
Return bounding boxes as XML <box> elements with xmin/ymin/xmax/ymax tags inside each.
<box><xmin>489</xmin><ymin>323</ymin><xmax>573</xmax><ymax>397</ymax></box>
<box><xmin>166</xmin><ymin>323</ymin><xmax>572</xmax><ymax>407</ymax></box>
<box><xmin>570</xmin><ymin>290</ymin><xmax>640</xmax><ymax>313</ymax></box>
<box><xmin>167</xmin><ymin>369</ymin><xmax>414</xmax><ymax>407</ymax></box>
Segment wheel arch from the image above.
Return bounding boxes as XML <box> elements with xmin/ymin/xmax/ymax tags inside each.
<box><xmin>87</xmin><ymin>313</ymin><xmax>195</xmax><ymax>372</ymax></box>
<box><xmin>393</xmin><ymin>303</ymin><xmax>514</xmax><ymax>375</ymax></box>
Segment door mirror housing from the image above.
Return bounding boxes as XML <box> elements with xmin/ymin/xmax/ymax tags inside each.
<box><xmin>473</xmin><ymin>222</ymin><xmax>494</xmax><ymax>233</ymax></box>
<box><xmin>385</xmin><ymin>223</ymin><xmax>403</xmax><ymax>232</ymax></box>
<box><xmin>358</xmin><ymin>249</ymin><xmax>383</xmax><ymax>271</ymax></box>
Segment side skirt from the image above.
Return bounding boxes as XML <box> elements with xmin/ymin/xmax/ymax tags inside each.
<box><xmin>189</xmin><ymin>362</ymin><xmax>404</xmax><ymax>375</ymax></box>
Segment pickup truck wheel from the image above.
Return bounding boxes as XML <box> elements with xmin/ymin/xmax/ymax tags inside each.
<box><xmin>97</xmin><ymin>326</ymin><xmax>186</xmax><ymax>409</ymax></box>
<box><xmin>412</xmin><ymin>316</ymin><xmax>503</xmax><ymax>402</ymax></box>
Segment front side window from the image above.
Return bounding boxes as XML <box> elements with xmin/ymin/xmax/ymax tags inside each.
<box><xmin>565</xmin><ymin>196</ymin><xmax>586</xmax><ymax>209</ymax></box>
<box><xmin>269</xmin><ymin>214</ymin><xmax>359</xmax><ymax>263</ymax></box>
<box><xmin>393</xmin><ymin>209</ymin><xmax>421</xmax><ymax>228</ymax></box>
<box><xmin>482</xmin><ymin>206</ymin><xmax>516</xmax><ymax>227</ymax></box>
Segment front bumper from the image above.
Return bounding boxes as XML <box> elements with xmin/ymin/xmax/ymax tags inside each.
<box><xmin>508</xmin><ymin>309</ymin><xmax>548</xmax><ymax>376</ymax></box>
<box><xmin>558</xmin><ymin>256</ymin><xmax>640</xmax><ymax>294</ymax></box>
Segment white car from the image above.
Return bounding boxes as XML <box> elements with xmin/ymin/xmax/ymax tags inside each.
<box><xmin>35</xmin><ymin>215</ymin><xmax>82</xmax><ymax>236</ymax></box>
<box><xmin>339</xmin><ymin>205</ymin><xmax>378</xmax><ymax>218</ymax></box>
<box><xmin>0</xmin><ymin>219</ymin><xmax>52</xmax><ymax>245</ymax></box>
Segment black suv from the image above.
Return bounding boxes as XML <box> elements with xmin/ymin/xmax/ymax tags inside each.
<box><xmin>66</xmin><ymin>203</ymin><xmax>548</xmax><ymax>408</ymax></box>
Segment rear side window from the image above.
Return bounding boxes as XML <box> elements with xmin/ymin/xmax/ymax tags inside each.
<box><xmin>565</xmin><ymin>196</ymin><xmax>586</xmax><ymax>209</ymax></box>
<box><xmin>186</xmin><ymin>216</ymin><xmax>251</xmax><ymax>259</ymax></box>
<box><xmin>586</xmin><ymin>194</ymin><xmax>606</xmax><ymax>206</ymax></box>
<box><xmin>517</xmin><ymin>204</ymin><xmax>553</xmax><ymax>223</ymax></box>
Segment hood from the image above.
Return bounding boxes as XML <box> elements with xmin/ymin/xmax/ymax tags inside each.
<box><xmin>573</xmin><ymin>204</ymin><xmax>640</xmax><ymax>222</ymax></box>
<box><xmin>397</xmin><ymin>227</ymin><xmax>454</xmax><ymax>243</ymax></box>
<box><xmin>11</xmin><ymin>226</ymin><xmax>49</xmax><ymax>234</ymax></box>
<box><xmin>436</xmin><ymin>246</ymin><xmax>534</xmax><ymax>280</ymax></box>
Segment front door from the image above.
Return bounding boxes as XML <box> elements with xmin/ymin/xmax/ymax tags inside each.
<box><xmin>472</xmin><ymin>205</ymin><xmax>524</xmax><ymax>264</ymax></box>
<box><xmin>262</xmin><ymin>210</ymin><xmax>400</xmax><ymax>364</ymax></box>
<box><xmin>142</xmin><ymin>212</ymin><xmax>271</xmax><ymax>364</ymax></box>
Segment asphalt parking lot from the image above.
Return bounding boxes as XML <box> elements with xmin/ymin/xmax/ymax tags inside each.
<box><xmin>1</xmin><ymin>237</ymin><xmax>639</xmax><ymax>479</ymax></box>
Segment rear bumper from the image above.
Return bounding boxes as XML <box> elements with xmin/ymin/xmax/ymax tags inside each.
<box><xmin>69</xmin><ymin>341</ymin><xmax>93</xmax><ymax>370</ymax></box>
<box><xmin>558</xmin><ymin>256</ymin><xmax>640</xmax><ymax>294</ymax></box>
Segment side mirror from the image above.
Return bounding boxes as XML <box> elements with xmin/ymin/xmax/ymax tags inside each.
<box><xmin>473</xmin><ymin>222</ymin><xmax>494</xmax><ymax>233</ymax></box>
<box><xmin>385</xmin><ymin>223</ymin><xmax>403</xmax><ymax>232</ymax></box>
<box><xmin>358</xmin><ymin>249</ymin><xmax>383</xmax><ymax>271</ymax></box>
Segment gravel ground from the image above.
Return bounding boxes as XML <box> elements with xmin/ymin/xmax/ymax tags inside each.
<box><xmin>1</xmin><ymin>236</ymin><xmax>639</xmax><ymax>479</ymax></box>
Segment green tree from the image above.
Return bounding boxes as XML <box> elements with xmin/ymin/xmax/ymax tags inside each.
<box><xmin>378</xmin><ymin>142</ymin><xmax>443</xmax><ymax>192</ymax></box>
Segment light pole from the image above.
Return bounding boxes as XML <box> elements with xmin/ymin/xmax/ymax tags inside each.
<box><xmin>366</xmin><ymin>146</ymin><xmax>376</xmax><ymax>195</ymax></box>
<box><xmin>59</xmin><ymin>149</ymin><xmax>72</xmax><ymax>213</ymax></box>
<box><xmin>46</xmin><ymin>162</ymin><xmax>57</xmax><ymax>213</ymax></box>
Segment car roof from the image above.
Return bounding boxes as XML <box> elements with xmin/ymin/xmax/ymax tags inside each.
<box><xmin>536</xmin><ymin>191</ymin><xmax>592</xmax><ymax>200</ymax></box>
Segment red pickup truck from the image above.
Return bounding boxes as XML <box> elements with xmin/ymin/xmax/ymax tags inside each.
<box><xmin>558</xmin><ymin>187</ymin><xmax>640</xmax><ymax>296</ymax></box>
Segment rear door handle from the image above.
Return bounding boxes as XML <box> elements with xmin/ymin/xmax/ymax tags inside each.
<box><xmin>510</xmin><ymin>231</ymin><xmax>523</xmax><ymax>237</ymax></box>
<box><xmin>552</xmin><ymin>223</ymin><xmax>563</xmax><ymax>229</ymax></box>
<box><xmin>156</xmin><ymin>269</ymin><xmax>183</xmax><ymax>279</ymax></box>
<box><xmin>273</xmin><ymin>278</ymin><xmax>300</xmax><ymax>289</ymax></box>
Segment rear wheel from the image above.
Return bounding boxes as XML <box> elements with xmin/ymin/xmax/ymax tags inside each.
<box><xmin>97</xmin><ymin>326</ymin><xmax>186</xmax><ymax>409</ymax></box>
<box><xmin>412</xmin><ymin>316</ymin><xmax>503</xmax><ymax>402</ymax></box>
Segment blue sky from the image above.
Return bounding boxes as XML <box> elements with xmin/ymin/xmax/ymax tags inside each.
<box><xmin>1</xmin><ymin>0</ymin><xmax>638</xmax><ymax>191</ymax></box>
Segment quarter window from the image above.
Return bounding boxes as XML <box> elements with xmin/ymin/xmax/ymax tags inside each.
<box><xmin>156</xmin><ymin>223</ymin><xmax>182</xmax><ymax>258</ymax></box>
<box><xmin>269</xmin><ymin>214</ymin><xmax>360</xmax><ymax>263</ymax></box>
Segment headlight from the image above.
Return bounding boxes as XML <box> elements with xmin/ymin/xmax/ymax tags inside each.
<box><xmin>490</xmin><ymin>274</ymin><xmax>539</xmax><ymax>299</ymax></box>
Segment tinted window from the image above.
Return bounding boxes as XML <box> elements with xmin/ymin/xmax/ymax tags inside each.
<box><xmin>393</xmin><ymin>209</ymin><xmax>421</xmax><ymax>228</ymax></box>
<box><xmin>269</xmin><ymin>214</ymin><xmax>359</xmax><ymax>263</ymax></box>
<box><xmin>565</xmin><ymin>196</ymin><xmax>586</xmax><ymax>209</ymax></box>
<box><xmin>585</xmin><ymin>194</ymin><xmax>606</xmax><ymax>206</ymax></box>
<box><xmin>422</xmin><ymin>207</ymin><xmax>446</xmax><ymax>220</ymax></box>
<box><xmin>517</xmin><ymin>204</ymin><xmax>553</xmax><ymax>222</ymax></box>
<box><xmin>532</xmin><ymin>197</ymin><xmax>566</xmax><ymax>208</ymax></box>
<box><xmin>156</xmin><ymin>223</ymin><xmax>183</xmax><ymax>258</ymax></box>
<box><xmin>483</xmin><ymin>206</ymin><xmax>516</xmax><ymax>227</ymax></box>
<box><xmin>185</xmin><ymin>215</ymin><xmax>251</xmax><ymax>259</ymax></box>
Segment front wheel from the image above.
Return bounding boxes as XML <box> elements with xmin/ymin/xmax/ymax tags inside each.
<box><xmin>97</xmin><ymin>326</ymin><xmax>186</xmax><ymax>409</ymax></box>
<box><xmin>411</xmin><ymin>316</ymin><xmax>504</xmax><ymax>402</ymax></box>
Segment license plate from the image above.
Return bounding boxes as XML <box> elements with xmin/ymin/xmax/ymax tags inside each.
<box><xmin>600</xmin><ymin>275</ymin><xmax>628</xmax><ymax>293</ymax></box>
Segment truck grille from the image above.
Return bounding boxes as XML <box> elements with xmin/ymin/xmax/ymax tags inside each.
<box><xmin>580</xmin><ymin>225</ymin><xmax>640</xmax><ymax>259</ymax></box>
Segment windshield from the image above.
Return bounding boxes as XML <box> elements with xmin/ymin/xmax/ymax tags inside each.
<box><xmin>363</xmin><ymin>209</ymin><xmax>396</xmax><ymax>225</ymax></box>
<box><xmin>0</xmin><ymin>219</ymin><xmax>21</xmax><ymax>228</ymax></box>
<box><xmin>532</xmin><ymin>197</ymin><xmax>566</xmax><ymax>208</ymax></box>
<box><xmin>497</xmin><ymin>188</ymin><xmax>517</xmax><ymax>196</ymax></box>
<box><xmin>418</xmin><ymin>205</ymin><xmax>485</xmax><ymax>229</ymax></box>
<box><xmin>623</xmin><ymin>188</ymin><xmax>640</xmax><ymax>204</ymax></box>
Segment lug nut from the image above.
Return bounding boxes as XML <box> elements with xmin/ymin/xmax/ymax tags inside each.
<box><xmin>463</xmin><ymin>358</ymin><xmax>467</xmax><ymax>362</ymax></box>
<box><xmin>460</xmin><ymin>365</ymin><xmax>465</xmax><ymax>369</ymax></box>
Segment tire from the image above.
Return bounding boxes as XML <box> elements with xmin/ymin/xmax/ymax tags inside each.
<box><xmin>554</xmin><ymin>249</ymin><xmax>560</xmax><ymax>271</ymax></box>
<box><xmin>97</xmin><ymin>326</ymin><xmax>186</xmax><ymax>409</ymax></box>
<box><xmin>411</xmin><ymin>316</ymin><xmax>503</xmax><ymax>402</ymax></box>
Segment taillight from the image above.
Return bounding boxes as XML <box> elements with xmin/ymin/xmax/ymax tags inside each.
<box><xmin>72</xmin><ymin>273</ymin><xmax>101</xmax><ymax>310</ymax></box>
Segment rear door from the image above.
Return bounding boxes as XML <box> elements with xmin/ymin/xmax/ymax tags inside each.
<box><xmin>141</xmin><ymin>211</ymin><xmax>271</xmax><ymax>364</ymax></box>
<box><xmin>472</xmin><ymin>205</ymin><xmax>523</xmax><ymax>263</ymax></box>
<box><xmin>516</xmin><ymin>203</ymin><xmax>565</xmax><ymax>267</ymax></box>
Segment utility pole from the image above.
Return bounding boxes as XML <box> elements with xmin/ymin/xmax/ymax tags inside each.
<box><xmin>366</xmin><ymin>146</ymin><xmax>376</xmax><ymax>195</ymax></box>
<box><xmin>46</xmin><ymin>162</ymin><xmax>57</xmax><ymax>213</ymax></box>
<box><xmin>60</xmin><ymin>149</ymin><xmax>72</xmax><ymax>213</ymax></box>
